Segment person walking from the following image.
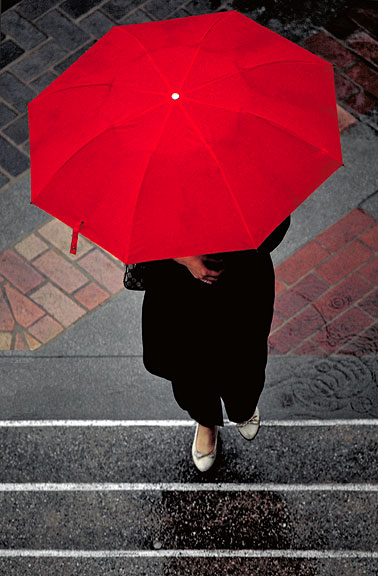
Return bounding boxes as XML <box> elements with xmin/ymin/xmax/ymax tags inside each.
<box><xmin>141</xmin><ymin>216</ymin><xmax>291</xmax><ymax>472</ymax></box>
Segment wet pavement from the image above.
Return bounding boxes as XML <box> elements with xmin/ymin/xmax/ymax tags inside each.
<box><xmin>2</xmin><ymin>489</ymin><xmax>377</xmax><ymax>549</ymax></box>
<box><xmin>0</xmin><ymin>423</ymin><xmax>377</xmax><ymax>483</ymax></box>
<box><xmin>0</xmin><ymin>557</ymin><xmax>375</xmax><ymax>576</ymax></box>
<box><xmin>1</xmin><ymin>0</ymin><xmax>378</xmax><ymax>574</ymax></box>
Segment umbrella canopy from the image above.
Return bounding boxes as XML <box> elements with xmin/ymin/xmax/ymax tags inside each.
<box><xmin>28</xmin><ymin>10</ymin><xmax>343</xmax><ymax>264</ymax></box>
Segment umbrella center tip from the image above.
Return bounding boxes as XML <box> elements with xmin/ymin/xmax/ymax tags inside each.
<box><xmin>171</xmin><ymin>92</ymin><xmax>180</xmax><ymax>100</ymax></box>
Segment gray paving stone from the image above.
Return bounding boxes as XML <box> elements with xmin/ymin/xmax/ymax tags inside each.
<box><xmin>143</xmin><ymin>0</ymin><xmax>193</xmax><ymax>20</ymax></box>
<box><xmin>1</xmin><ymin>9</ymin><xmax>47</xmax><ymax>50</ymax></box>
<box><xmin>35</xmin><ymin>9</ymin><xmax>91</xmax><ymax>51</ymax></box>
<box><xmin>0</xmin><ymin>102</ymin><xmax>17</xmax><ymax>127</ymax></box>
<box><xmin>0</xmin><ymin>38</ymin><xmax>24</xmax><ymax>69</ymax></box>
<box><xmin>0</xmin><ymin>71</ymin><xmax>36</xmax><ymax>112</ymax></box>
<box><xmin>21</xmin><ymin>139</ymin><xmax>30</xmax><ymax>154</ymax></box>
<box><xmin>365</xmin><ymin>102</ymin><xmax>378</xmax><ymax>133</ymax></box>
<box><xmin>185</xmin><ymin>0</ymin><xmax>228</xmax><ymax>16</ymax></box>
<box><xmin>0</xmin><ymin>172</ymin><xmax>49</xmax><ymax>251</ymax></box>
<box><xmin>60</xmin><ymin>0</ymin><xmax>108</xmax><ymax>20</ymax></box>
<box><xmin>2</xmin><ymin>112</ymin><xmax>29</xmax><ymax>144</ymax></box>
<box><xmin>0</xmin><ymin>172</ymin><xmax>10</xmax><ymax>187</ymax></box>
<box><xmin>170</xmin><ymin>8</ymin><xmax>193</xmax><ymax>19</ymax></box>
<box><xmin>30</xmin><ymin>69</ymin><xmax>58</xmax><ymax>92</ymax></box>
<box><xmin>0</xmin><ymin>134</ymin><xmax>29</xmax><ymax>176</ymax></box>
<box><xmin>33</xmin><ymin>289</ymin><xmax>143</xmax><ymax>357</ymax></box>
<box><xmin>102</xmin><ymin>0</ymin><xmax>150</xmax><ymax>21</ymax></box>
<box><xmin>53</xmin><ymin>39</ymin><xmax>97</xmax><ymax>75</ymax></box>
<box><xmin>1</xmin><ymin>425</ymin><xmax>377</xmax><ymax>483</ymax></box>
<box><xmin>10</xmin><ymin>38</ymin><xmax>68</xmax><ymax>82</ymax></box>
<box><xmin>0</xmin><ymin>557</ymin><xmax>376</xmax><ymax>576</ymax></box>
<box><xmin>152</xmin><ymin>8</ymin><xmax>193</xmax><ymax>21</ymax></box>
<box><xmin>360</xmin><ymin>190</ymin><xmax>378</xmax><ymax>221</ymax></box>
<box><xmin>79</xmin><ymin>10</ymin><xmax>117</xmax><ymax>38</ymax></box>
<box><xmin>0</xmin><ymin>490</ymin><xmax>377</xmax><ymax>549</ymax></box>
<box><xmin>120</xmin><ymin>9</ymin><xmax>155</xmax><ymax>24</ymax></box>
<box><xmin>16</xmin><ymin>0</ymin><xmax>60</xmax><ymax>21</ymax></box>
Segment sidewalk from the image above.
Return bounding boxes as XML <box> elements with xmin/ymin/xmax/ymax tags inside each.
<box><xmin>0</xmin><ymin>1</ymin><xmax>378</xmax><ymax>574</ymax></box>
<box><xmin>1</xmin><ymin>0</ymin><xmax>377</xmax><ymax>354</ymax></box>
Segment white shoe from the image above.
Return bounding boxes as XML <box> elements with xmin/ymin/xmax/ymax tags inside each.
<box><xmin>191</xmin><ymin>423</ymin><xmax>218</xmax><ymax>472</ymax></box>
<box><xmin>236</xmin><ymin>405</ymin><xmax>260</xmax><ymax>440</ymax></box>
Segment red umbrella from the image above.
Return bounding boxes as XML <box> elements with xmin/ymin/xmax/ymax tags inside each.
<box><xmin>28</xmin><ymin>10</ymin><xmax>343</xmax><ymax>264</ymax></box>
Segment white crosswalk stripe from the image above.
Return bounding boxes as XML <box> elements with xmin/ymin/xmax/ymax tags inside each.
<box><xmin>0</xmin><ymin>549</ymin><xmax>377</xmax><ymax>559</ymax></box>
<box><xmin>1</xmin><ymin>419</ymin><xmax>378</xmax><ymax>426</ymax></box>
<box><xmin>0</xmin><ymin>482</ymin><xmax>377</xmax><ymax>492</ymax></box>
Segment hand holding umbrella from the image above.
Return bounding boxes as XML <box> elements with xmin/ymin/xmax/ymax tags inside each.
<box><xmin>173</xmin><ymin>254</ymin><xmax>225</xmax><ymax>284</ymax></box>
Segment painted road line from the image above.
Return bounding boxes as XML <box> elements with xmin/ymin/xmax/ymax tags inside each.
<box><xmin>0</xmin><ymin>482</ymin><xmax>377</xmax><ymax>492</ymax></box>
<box><xmin>0</xmin><ymin>419</ymin><xmax>378</xmax><ymax>427</ymax></box>
<box><xmin>0</xmin><ymin>549</ymin><xmax>377</xmax><ymax>559</ymax></box>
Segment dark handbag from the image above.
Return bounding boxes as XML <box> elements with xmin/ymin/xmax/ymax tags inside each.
<box><xmin>123</xmin><ymin>263</ymin><xmax>149</xmax><ymax>290</ymax></box>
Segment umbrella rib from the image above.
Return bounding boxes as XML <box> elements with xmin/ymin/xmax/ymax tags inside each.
<box><xmin>178</xmin><ymin>11</ymin><xmax>230</xmax><ymax>93</ymax></box>
<box><xmin>125</xmin><ymin>103</ymin><xmax>175</xmax><ymax>262</ymax></box>
<box><xmin>183</xmin><ymin>95</ymin><xmax>342</xmax><ymax>165</ymax></box>
<box><xmin>178</xmin><ymin>101</ymin><xmax>258</xmax><ymax>247</ymax></box>
<box><xmin>33</xmin><ymin>100</ymin><xmax>167</xmax><ymax>205</ymax></box>
<box><xmin>184</xmin><ymin>59</ymin><xmax>331</xmax><ymax>96</ymax></box>
<box><xmin>121</xmin><ymin>28</ymin><xmax>173</xmax><ymax>93</ymax></box>
<box><xmin>39</xmin><ymin>81</ymin><xmax>168</xmax><ymax>98</ymax></box>
<box><xmin>37</xmin><ymin>82</ymin><xmax>113</xmax><ymax>99</ymax></box>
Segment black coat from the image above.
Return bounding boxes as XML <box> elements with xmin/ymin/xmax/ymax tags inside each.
<box><xmin>141</xmin><ymin>215</ymin><xmax>290</xmax><ymax>384</ymax></box>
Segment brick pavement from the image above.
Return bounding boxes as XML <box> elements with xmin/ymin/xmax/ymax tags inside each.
<box><xmin>0</xmin><ymin>205</ymin><xmax>376</xmax><ymax>352</ymax></box>
<box><xmin>0</xmin><ymin>217</ymin><xmax>123</xmax><ymax>349</ymax></box>
<box><xmin>270</xmin><ymin>207</ymin><xmax>378</xmax><ymax>357</ymax></box>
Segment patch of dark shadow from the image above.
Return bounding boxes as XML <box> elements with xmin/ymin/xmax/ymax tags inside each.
<box><xmin>157</xmin><ymin>490</ymin><xmax>292</xmax><ymax>549</ymax></box>
<box><xmin>162</xmin><ymin>557</ymin><xmax>319</xmax><ymax>576</ymax></box>
<box><xmin>232</xmin><ymin>0</ymin><xmax>353</xmax><ymax>43</ymax></box>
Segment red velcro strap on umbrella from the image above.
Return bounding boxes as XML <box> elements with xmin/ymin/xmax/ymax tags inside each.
<box><xmin>70</xmin><ymin>220</ymin><xmax>84</xmax><ymax>254</ymax></box>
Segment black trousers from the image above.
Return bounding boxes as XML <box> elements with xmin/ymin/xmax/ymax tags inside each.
<box><xmin>141</xmin><ymin>249</ymin><xmax>275</xmax><ymax>427</ymax></box>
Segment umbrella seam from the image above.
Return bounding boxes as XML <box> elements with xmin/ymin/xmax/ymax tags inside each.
<box><xmin>183</xmin><ymin>94</ymin><xmax>343</xmax><ymax>166</ymax></box>
<box><xmin>178</xmin><ymin>101</ymin><xmax>258</xmax><ymax>247</ymax></box>
<box><xmin>184</xmin><ymin>59</ymin><xmax>333</xmax><ymax>96</ymax></box>
<box><xmin>38</xmin><ymin>82</ymin><xmax>169</xmax><ymax>99</ymax></box>
<box><xmin>125</xmin><ymin>103</ymin><xmax>175</xmax><ymax>263</ymax></box>
<box><xmin>120</xmin><ymin>28</ymin><xmax>173</xmax><ymax>93</ymax></box>
<box><xmin>36</xmin><ymin>82</ymin><xmax>113</xmax><ymax>100</ymax></box>
<box><xmin>121</xmin><ymin>12</ymin><xmax>229</xmax><ymax>100</ymax></box>
<box><xmin>177</xmin><ymin>11</ymin><xmax>230</xmax><ymax>94</ymax></box>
